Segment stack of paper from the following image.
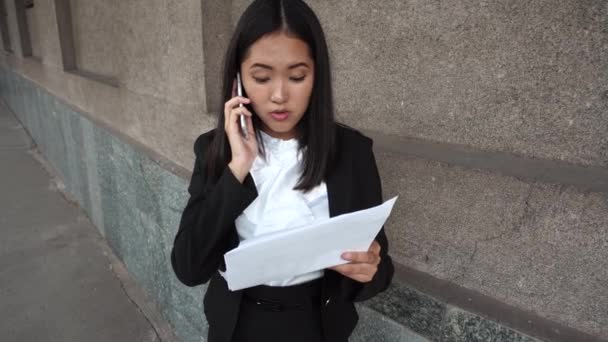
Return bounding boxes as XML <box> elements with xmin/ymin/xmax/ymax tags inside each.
<box><xmin>224</xmin><ymin>196</ymin><xmax>398</xmax><ymax>291</ymax></box>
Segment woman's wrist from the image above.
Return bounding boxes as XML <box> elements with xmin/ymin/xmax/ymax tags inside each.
<box><xmin>228</xmin><ymin>161</ymin><xmax>250</xmax><ymax>183</ymax></box>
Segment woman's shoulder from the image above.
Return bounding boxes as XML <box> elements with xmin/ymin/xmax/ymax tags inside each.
<box><xmin>334</xmin><ymin>122</ymin><xmax>373</xmax><ymax>150</ymax></box>
<box><xmin>193</xmin><ymin>128</ymin><xmax>218</xmax><ymax>154</ymax></box>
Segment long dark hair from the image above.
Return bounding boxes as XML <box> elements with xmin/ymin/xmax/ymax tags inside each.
<box><xmin>206</xmin><ymin>0</ymin><xmax>336</xmax><ymax>192</ymax></box>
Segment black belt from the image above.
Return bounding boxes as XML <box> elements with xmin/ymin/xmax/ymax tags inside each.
<box><xmin>242</xmin><ymin>278</ymin><xmax>323</xmax><ymax>312</ymax></box>
<box><xmin>242</xmin><ymin>295</ymin><xmax>322</xmax><ymax>312</ymax></box>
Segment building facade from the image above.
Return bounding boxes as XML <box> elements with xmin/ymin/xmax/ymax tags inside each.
<box><xmin>1</xmin><ymin>1</ymin><xmax>606</xmax><ymax>341</ymax></box>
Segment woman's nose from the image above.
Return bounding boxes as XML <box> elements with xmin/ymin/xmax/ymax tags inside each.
<box><xmin>270</xmin><ymin>81</ymin><xmax>288</xmax><ymax>103</ymax></box>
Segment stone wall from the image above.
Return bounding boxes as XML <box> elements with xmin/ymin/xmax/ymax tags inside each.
<box><xmin>1</xmin><ymin>0</ymin><xmax>606</xmax><ymax>341</ymax></box>
<box><xmin>3</xmin><ymin>0</ymin><xmax>210</xmax><ymax>168</ymax></box>
<box><xmin>230</xmin><ymin>1</ymin><xmax>608</xmax><ymax>338</ymax></box>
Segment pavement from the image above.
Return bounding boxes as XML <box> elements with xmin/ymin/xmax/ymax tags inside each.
<box><xmin>0</xmin><ymin>102</ymin><xmax>176</xmax><ymax>341</ymax></box>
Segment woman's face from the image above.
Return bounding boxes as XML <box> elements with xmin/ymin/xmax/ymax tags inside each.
<box><xmin>240</xmin><ymin>31</ymin><xmax>315</xmax><ymax>140</ymax></box>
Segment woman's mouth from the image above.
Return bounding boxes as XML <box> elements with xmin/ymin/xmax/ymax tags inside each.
<box><xmin>270</xmin><ymin>111</ymin><xmax>290</xmax><ymax>121</ymax></box>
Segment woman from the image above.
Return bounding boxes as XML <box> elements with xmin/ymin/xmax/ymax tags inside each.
<box><xmin>171</xmin><ymin>0</ymin><xmax>394</xmax><ymax>341</ymax></box>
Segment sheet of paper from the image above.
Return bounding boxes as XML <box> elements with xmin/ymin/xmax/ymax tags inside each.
<box><xmin>223</xmin><ymin>196</ymin><xmax>398</xmax><ymax>291</ymax></box>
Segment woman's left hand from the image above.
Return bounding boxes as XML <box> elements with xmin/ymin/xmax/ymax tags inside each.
<box><xmin>329</xmin><ymin>241</ymin><xmax>381</xmax><ymax>283</ymax></box>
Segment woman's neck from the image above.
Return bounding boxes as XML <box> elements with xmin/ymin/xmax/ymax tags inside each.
<box><xmin>260</xmin><ymin>126</ymin><xmax>298</xmax><ymax>141</ymax></box>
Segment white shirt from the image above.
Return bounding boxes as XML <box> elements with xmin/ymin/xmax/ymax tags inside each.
<box><xmin>227</xmin><ymin>130</ymin><xmax>329</xmax><ymax>286</ymax></box>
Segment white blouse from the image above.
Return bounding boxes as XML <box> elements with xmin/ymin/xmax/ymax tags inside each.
<box><xmin>225</xmin><ymin>130</ymin><xmax>329</xmax><ymax>287</ymax></box>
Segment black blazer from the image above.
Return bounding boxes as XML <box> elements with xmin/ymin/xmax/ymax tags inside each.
<box><xmin>171</xmin><ymin>124</ymin><xmax>394</xmax><ymax>342</ymax></box>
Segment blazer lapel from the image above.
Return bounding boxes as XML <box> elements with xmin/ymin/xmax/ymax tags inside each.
<box><xmin>243</xmin><ymin>173</ymin><xmax>258</xmax><ymax>195</ymax></box>
<box><xmin>324</xmin><ymin>150</ymin><xmax>354</xmax><ymax>299</ymax></box>
<box><xmin>326</xmin><ymin>146</ymin><xmax>353</xmax><ymax>218</ymax></box>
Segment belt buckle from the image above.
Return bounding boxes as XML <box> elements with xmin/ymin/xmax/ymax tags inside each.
<box><xmin>255</xmin><ymin>298</ymin><xmax>284</xmax><ymax>312</ymax></box>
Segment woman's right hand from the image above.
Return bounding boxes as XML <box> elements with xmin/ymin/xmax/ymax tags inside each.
<box><xmin>224</xmin><ymin>81</ymin><xmax>258</xmax><ymax>183</ymax></box>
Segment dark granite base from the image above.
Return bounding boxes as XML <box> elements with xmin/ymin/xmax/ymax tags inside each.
<box><xmin>441</xmin><ymin>306</ymin><xmax>538</xmax><ymax>342</ymax></box>
<box><xmin>365</xmin><ymin>282</ymin><xmax>542</xmax><ymax>342</ymax></box>
<box><xmin>367</xmin><ymin>283</ymin><xmax>445</xmax><ymax>340</ymax></box>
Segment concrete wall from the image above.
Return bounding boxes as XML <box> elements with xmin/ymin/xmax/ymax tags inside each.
<box><xmin>1</xmin><ymin>0</ymin><xmax>607</xmax><ymax>341</ymax></box>
<box><xmin>69</xmin><ymin>0</ymin><xmax>119</xmax><ymax>78</ymax></box>
<box><xmin>5</xmin><ymin>0</ymin><xmax>22</xmax><ymax>57</ymax></box>
<box><xmin>230</xmin><ymin>0</ymin><xmax>608</xmax><ymax>338</ymax></box>
<box><xmin>4</xmin><ymin>0</ymin><xmax>210</xmax><ymax>168</ymax></box>
<box><xmin>27</xmin><ymin>0</ymin><xmax>62</xmax><ymax>67</ymax></box>
<box><xmin>25</xmin><ymin>3</ymin><xmax>40</xmax><ymax>58</ymax></box>
<box><xmin>240</xmin><ymin>0</ymin><xmax>608</xmax><ymax>169</ymax></box>
<box><xmin>379</xmin><ymin>152</ymin><xmax>608</xmax><ymax>338</ymax></box>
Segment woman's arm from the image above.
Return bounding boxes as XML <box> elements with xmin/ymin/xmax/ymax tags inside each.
<box><xmin>339</xmin><ymin>138</ymin><xmax>395</xmax><ymax>302</ymax></box>
<box><xmin>170</xmin><ymin>133</ymin><xmax>257</xmax><ymax>287</ymax></box>
<box><xmin>351</xmin><ymin>231</ymin><xmax>393</xmax><ymax>302</ymax></box>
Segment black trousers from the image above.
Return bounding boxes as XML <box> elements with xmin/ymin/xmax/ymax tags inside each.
<box><xmin>230</xmin><ymin>278</ymin><xmax>325</xmax><ymax>342</ymax></box>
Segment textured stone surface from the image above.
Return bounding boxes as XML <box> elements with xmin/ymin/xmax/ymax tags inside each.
<box><xmin>233</xmin><ymin>0</ymin><xmax>608</xmax><ymax>168</ymax></box>
<box><xmin>366</xmin><ymin>283</ymin><xmax>445</xmax><ymax>340</ymax></box>
<box><xmin>442</xmin><ymin>306</ymin><xmax>540</xmax><ymax>342</ymax></box>
<box><xmin>4</xmin><ymin>0</ymin><xmax>23</xmax><ymax>57</ymax></box>
<box><xmin>352</xmin><ymin>304</ymin><xmax>431</xmax><ymax>342</ymax></box>
<box><xmin>119</xmin><ymin>90</ymin><xmax>212</xmax><ymax>170</ymax></box>
<box><xmin>30</xmin><ymin>0</ymin><xmax>62</xmax><ymax>68</ymax></box>
<box><xmin>95</xmin><ymin>124</ymin><xmax>120</xmax><ymax>245</ymax></box>
<box><xmin>81</xmin><ymin>116</ymin><xmax>105</xmax><ymax>234</ymax></box>
<box><xmin>115</xmin><ymin>0</ymin><xmax>205</xmax><ymax>105</ymax></box>
<box><xmin>377</xmin><ymin>149</ymin><xmax>608</xmax><ymax>337</ymax></box>
<box><xmin>25</xmin><ymin>5</ymin><xmax>40</xmax><ymax>58</ymax></box>
<box><xmin>70</xmin><ymin>0</ymin><xmax>119</xmax><ymax>78</ymax></box>
<box><xmin>70</xmin><ymin>0</ymin><xmax>206</xmax><ymax>105</ymax></box>
<box><xmin>0</xmin><ymin>0</ymin><xmax>210</xmax><ymax>170</ymax></box>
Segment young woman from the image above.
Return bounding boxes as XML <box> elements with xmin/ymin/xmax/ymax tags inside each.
<box><xmin>171</xmin><ymin>1</ymin><xmax>394</xmax><ymax>341</ymax></box>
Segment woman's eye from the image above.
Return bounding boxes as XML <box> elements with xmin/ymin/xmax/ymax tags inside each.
<box><xmin>253</xmin><ymin>77</ymin><xmax>270</xmax><ymax>84</ymax></box>
<box><xmin>290</xmin><ymin>76</ymin><xmax>306</xmax><ymax>82</ymax></box>
<box><xmin>252</xmin><ymin>76</ymin><xmax>306</xmax><ymax>84</ymax></box>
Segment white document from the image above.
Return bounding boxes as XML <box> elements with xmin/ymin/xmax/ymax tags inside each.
<box><xmin>223</xmin><ymin>196</ymin><xmax>398</xmax><ymax>291</ymax></box>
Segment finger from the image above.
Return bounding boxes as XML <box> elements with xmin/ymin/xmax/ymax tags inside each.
<box><xmin>333</xmin><ymin>262</ymin><xmax>376</xmax><ymax>276</ymax></box>
<box><xmin>343</xmin><ymin>252</ymin><xmax>381</xmax><ymax>266</ymax></box>
<box><xmin>229</xmin><ymin>109</ymin><xmax>251</xmax><ymax>135</ymax></box>
<box><xmin>230</xmin><ymin>106</ymin><xmax>253</xmax><ymax>117</ymax></box>
<box><xmin>370</xmin><ymin>241</ymin><xmax>381</xmax><ymax>254</ymax></box>
<box><xmin>224</xmin><ymin>97</ymin><xmax>251</xmax><ymax>114</ymax></box>
<box><xmin>224</xmin><ymin>104</ymin><xmax>240</xmax><ymax>134</ymax></box>
<box><xmin>225</xmin><ymin>106</ymin><xmax>252</xmax><ymax>134</ymax></box>
<box><xmin>342</xmin><ymin>251</ymin><xmax>376</xmax><ymax>264</ymax></box>
<box><xmin>332</xmin><ymin>265</ymin><xmax>377</xmax><ymax>283</ymax></box>
<box><xmin>245</xmin><ymin>114</ymin><xmax>256</xmax><ymax>137</ymax></box>
<box><xmin>329</xmin><ymin>263</ymin><xmax>354</xmax><ymax>274</ymax></box>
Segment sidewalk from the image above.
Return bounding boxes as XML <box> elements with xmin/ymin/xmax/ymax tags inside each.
<box><xmin>0</xmin><ymin>104</ymin><xmax>174</xmax><ymax>341</ymax></box>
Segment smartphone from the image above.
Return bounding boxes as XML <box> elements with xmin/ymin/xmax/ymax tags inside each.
<box><xmin>236</xmin><ymin>72</ymin><xmax>248</xmax><ymax>139</ymax></box>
